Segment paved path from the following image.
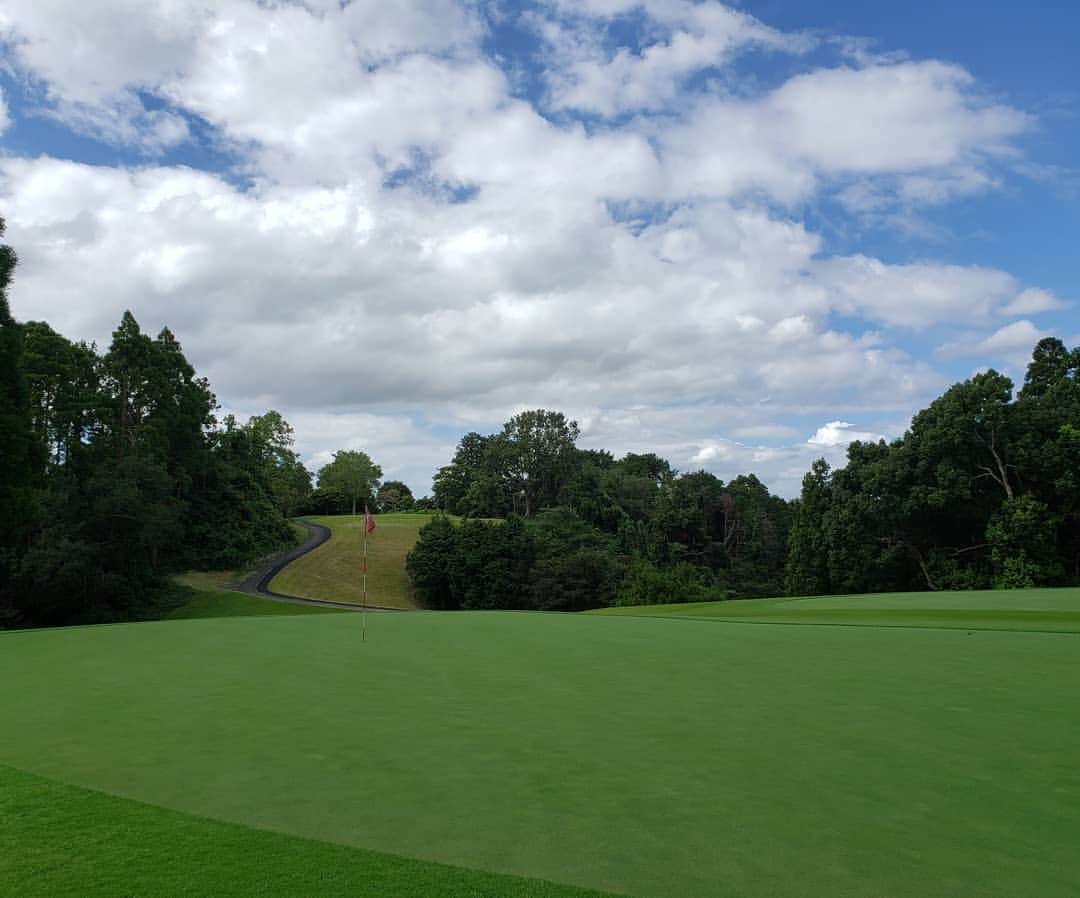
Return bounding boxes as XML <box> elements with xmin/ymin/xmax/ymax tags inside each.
<box><xmin>233</xmin><ymin>520</ymin><xmax>403</xmax><ymax>612</ymax></box>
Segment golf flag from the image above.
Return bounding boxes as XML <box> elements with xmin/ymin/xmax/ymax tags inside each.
<box><xmin>364</xmin><ymin>505</ymin><xmax>376</xmax><ymax>534</ymax></box>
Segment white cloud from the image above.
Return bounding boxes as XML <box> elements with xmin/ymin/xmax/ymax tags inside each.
<box><xmin>658</xmin><ymin>60</ymin><xmax>1027</xmax><ymax>206</ymax></box>
<box><xmin>730</xmin><ymin>424</ymin><xmax>799</xmax><ymax>440</ymax></box>
<box><xmin>766</xmin><ymin>62</ymin><xmax>1026</xmax><ymax>173</ymax></box>
<box><xmin>0</xmin><ymin>85</ymin><xmax>10</xmax><ymax>135</ymax></box>
<box><xmin>0</xmin><ymin>1</ymin><xmax>1060</xmax><ymax>497</ymax></box>
<box><xmin>539</xmin><ymin>0</ymin><xmax>808</xmax><ymax>117</ymax></box>
<box><xmin>937</xmin><ymin>320</ymin><xmax>1049</xmax><ymax>370</ymax></box>
<box><xmin>980</xmin><ymin>320</ymin><xmax>1048</xmax><ymax>353</ymax></box>
<box><xmin>808</xmin><ymin>421</ymin><xmax>885</xmax><ymax>447</ymax></box>
<box><xmin>1001</xmin><ymin>287</ymin><xmax>1069</xmax><ymax>316</ymax></box>
<box><xmin>813</xmin><ymin>255</ymin><xmax>1019</xmax><ymax>329</ymax></box>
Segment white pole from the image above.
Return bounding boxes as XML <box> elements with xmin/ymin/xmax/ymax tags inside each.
<box><xmin>362</xmin><ymin>518</ymin><xmax>368</xmax><ymax>643</ymax></box>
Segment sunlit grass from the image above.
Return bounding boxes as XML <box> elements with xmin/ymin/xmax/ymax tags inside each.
<box><xmin>269</xmin><ymin>513</ymin><xmax>438</xmax><ymax>608</ymax></box>
<box><xmin>590</xmin><ymin>587</ymin><xmax>1080</xmax><ymax>632</ymax></box>
<box><xmin>2</xmin><ymin>608</ymin><xmax>1078</xmax><ymax>897</ymax></box>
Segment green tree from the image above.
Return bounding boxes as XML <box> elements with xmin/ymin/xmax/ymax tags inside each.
<box><xmin>0</xmin><ymin>218</ymin><xmax>43</xmax><ymax>623</ymax></box>
<box><xmin>185</xmin><ymin>414</ymin><xmax>295</xmax><ymax>569</ymax></box>
<box><xmin>317</xmin><ymin>450</ymin><xmax>382</xmax><ymax>516</ymax></box>
<box><xmin>785</xmin><ymin>459</ymin><xmax>832</xmax><ymax>596</ymax></box>
<box><xmin>986</xmin><ymin>495</ymin><xmax>1062</xmax><ymax>588</ymax></box>
<box><xmin>245</xmin><ymin>411</ymin><xmax>312</xmax><ymax>517</ymax></box>
<box><xmin>450</xmin><ymin>516</ymin><xmax>535</xmax><ymax>609</ymax></box>
<box><xmin>376</xmin><ymin>479</ymin><xmax>414</xmax><ymax>512</ymax></box>
<box><xmin>21</xmin><ymin>321</ymin><xmax>100</xmax><ymax>470</ymax></box>
<box><xmin>405</xmin><ymin>515</ymin><xmax>460</xmax><ymax>609</ymax></box>
<box><xmin>492</xmin><ymin>409</ymin><xmax>580</xmax><ymax>516</ymax></box>
<box><xmin>432</xmin><ymin>432</ymin><xmax>490</xmax><ymax>514</ymax></box>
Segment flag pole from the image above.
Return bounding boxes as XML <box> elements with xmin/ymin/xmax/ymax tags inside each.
<box><xmin>362</xmin><ymin>504</ymin><xmax>377</xmax><ymax>642</ymax></box>
<box><xmin>362</xmin><ymin>514</ymin><xmax>368</xmax><ymax>643</ymax></box>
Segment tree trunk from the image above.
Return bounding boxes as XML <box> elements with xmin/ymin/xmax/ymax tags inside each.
<box><xmin>905</xmin><ymin>542</ymin><xmax>939</xmax><ymax>591</ymax></box>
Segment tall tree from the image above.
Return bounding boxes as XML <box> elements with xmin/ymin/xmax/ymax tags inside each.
<box><xmin>245</xmin><ymin>411</ymin><xmax>313</xmax><ymax>516</ymax></box>
<box><xmin>492</xmin><ymin>409</ymin><xmax>580</xmax><ymax>516</ymax></box>
<box><xmin>21</xmin><ymin>321</ymin><xmax>100</xmax><ymax>470</ymax></box>
<box><xmin>317</xmin><ymin>450</ymin><xmax>382</xmax><ymax>516</ymax></box>
<box><xmin>377</xmin><ymin>479</ymin><xmax>414</xmax><ymax>512</ymax></box>
<box><xmin>0</xmin><ymin>218</ymin><xmax>42</xmax><ymax>620</ymax></box>
<box><xmin>785</xmin><ymin>459</ymin><xmax>832</xmax><ymax>596</ymax></box>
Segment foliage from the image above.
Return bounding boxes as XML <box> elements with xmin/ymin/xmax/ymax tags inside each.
<box><xmin>404</xmin><ymin>515</ymin><xmax>459</xmax><ymax>609</ymax></box>
<box><xmin>787</xmin><ymin>339</ymin><xmax>1080</xmax><ymax>595</ymax></box>
<box><xmin>376</xmin><ymin>479</ymin><xmax>414</xmax><ymax>512</ymax></box>
<box><xmin>1</xmin><ymin>285</ymin><xmax>304</xmax><ymax>626</ymax></box>
<box><xmin>0</xmin><ymin>220</ymin><xmax>41</xmax><ymax>598</ymax></box>
<box><xmin>614</xmin><ymin>558</ymin><xmax>723</xmax><ymax>606</ymax></box>
<box><xmin>316</xmin><ymin>450</ymin><xmax>382</xmax><ymax>516</ymax></box>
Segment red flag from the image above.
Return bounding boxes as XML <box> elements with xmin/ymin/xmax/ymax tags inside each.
<box><xmin>364</xmin><ymin>505</ymin><xmax>376</xmax><ymax>534</ymax></box>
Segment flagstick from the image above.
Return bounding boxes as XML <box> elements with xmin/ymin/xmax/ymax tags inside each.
<box><xmin>362</xmin><ymin>517</ymin><xmax>368</xmax><ymax>643</ymax></box>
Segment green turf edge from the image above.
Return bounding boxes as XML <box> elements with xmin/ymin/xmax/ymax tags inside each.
<box><xmin>0</xmin><ymin>763</ymin><xmax>625</xmax><ymax>898</ymax></box>
<box><xmin>586</xmin><ymin>590</ymin><xmax>1080</xmax><ymax>633</ymax></box>
<box><xmin>164</xmin><ymin>585</ymin><xmax>345</xmax><ymax>619</ymax></box>
<box><xmin>166</xmin><ymin>521</ymin><xmax>343</xmax><ymax>620</ymax></box>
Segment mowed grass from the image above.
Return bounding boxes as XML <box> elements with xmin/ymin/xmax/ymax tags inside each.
<box><xmin>2</xmin><ymin>605</ymin><xmax>1079</xmax><ymax>897</ymax></box>
<box><xmin>269</xmin><ymin>513</ymin><xmax>434</xmax><ymax>608</ymax></box>
<box><xmin>165</xmin><ymin>523</ymin><xmax>340</xmax><ymax>621</ymax></box>
<box><xmin>590</xmin><ymin>587</ymin><xmax>1080</xmax><ymax>632</ymax></box>
<box><xmin>0</xmin><ymin>764</ymin><xmax>618</xmax><ymax>898</ymax></box>
<box><xmin>165</xmin><ymin>582</ymin><xmax>343</xmax><ymax>620</ymax></box>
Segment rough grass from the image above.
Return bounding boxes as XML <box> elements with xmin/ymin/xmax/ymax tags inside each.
<box><xmin>589</xmin><ymin>587</ymin><xmax>1080</xmax><ymax>632</ymax></box>
<box><xmin>2</xmin><ymin>606</ymin><xmax>1078</xmax><ymax>897</ymax></box>
<box><xmin>165</xmin><ymin>583</ymin><xmax>343</xmax><ymax>620</ymax></box>
<box><xmin>0</xmin><ymin>763</ymin><xmax>620</xmax><ymax>898</ymax></box>
<box><xmin>268</xmin><ymin>513</ymin><xmax>435</xmax><ymax>608</ymax></box>
<box><xmin>164</xmin><ymin>523</ymin><xmax>334</xmax><ymax>621</ymax></box>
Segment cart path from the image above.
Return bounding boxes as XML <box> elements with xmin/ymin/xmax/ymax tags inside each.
<box><xmin>232</xmin><ymin>520</ymin><xmax>404</xmax><ymax>611</ymax></box>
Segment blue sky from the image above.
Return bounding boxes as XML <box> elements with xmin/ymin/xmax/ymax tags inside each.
<box><xmin>0</xmin><ymin>0</ymin><xmax>1076</xmax><ymax>495</ymax></box>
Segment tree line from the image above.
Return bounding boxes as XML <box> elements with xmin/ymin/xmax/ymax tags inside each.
<box><xmin>4</xmin><ymin>217</ymin><xmax>1078</xmax><ymax>622</ymax></box>
<box><xmin>409</xmin><ymin>409</ymin><xmax>791</xmax><ymax>610</ymax></box>
<box><xmin>409</xmin><ymin>343</ymin><xmax>1080</xmax><ymax>610</ymax></box>
<box><xmin>786</xmin><ymin>341</ymin><xmax>1080</xmax><ymax>594</ymax></box>
<box><xmin>0</xmin><ymin>220</ymin><xmax>395</xmax><ymax>628</ymax></box>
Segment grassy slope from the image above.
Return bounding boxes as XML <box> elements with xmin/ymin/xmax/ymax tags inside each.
<box><xmin>269</xmin><ymin>513</ymin><xmax>433</xmax><ymax>608</ymax></box>
<box><xmin>2</xmin><ymin>608</ymin><xmax>1078</xmax><ymax>898</ymax></box>
<box><xmin>165</xmin><ymin>583</ymin><xmax>342</xmax><ymax>620</ymax></box>
<box><xmin>590</xmin><ymin>587</ymin><xmax>1080</xmax><ymax>632</ymax></box>
<box><xmin>0</xmin><ymin>764</ymin><xmax>619</xmax><ymax>898</ymax></box>
<box><xmin>165</xmin><ymin>523</ymin><xmax>341</xmax><ymax>620</ymax></box>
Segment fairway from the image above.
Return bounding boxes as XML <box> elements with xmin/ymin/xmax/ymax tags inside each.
<box><xmin>3</xmin><ymin>603</ymin><xmax>1079</xmax><ymax>897</ymax></box>
<box><xmin>268</xmin><ymin>513</ymin><xmax>431</xmax><ymax>608</ymax></box>
<box><xmin>591</xmin><ymin>587</ymin><xmax>1080</xmax><ymax>632</ymax></box>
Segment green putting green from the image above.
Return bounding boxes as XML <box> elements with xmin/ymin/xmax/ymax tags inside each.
<box><xmin>2</xmin><ymin>603</ymin><xmax>1079</xmax><ymax>897</ymax></box>
<box><xmin>591</xmin><ymin>587</ymin><xmax>1080</xmax><ymax>632</ymax></box>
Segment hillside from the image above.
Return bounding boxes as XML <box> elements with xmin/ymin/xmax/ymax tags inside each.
<box><xmin>268</xmin><ymin>513</ymin><xmax>434</xmax><ymax>609</ymax></box>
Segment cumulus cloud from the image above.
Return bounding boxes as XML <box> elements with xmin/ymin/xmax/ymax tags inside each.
<box><xmin>0</xmin><ymin>85</ymin><xmax>9</xmax><ymax>135</ymax></box>
<box><xmin>657</xmin><ymin>60</ymin><xmax>1027</xmax><ymax>205</ymax></box>
<box><xmin>937</xmin><ymin>320</ymin><xmax>1049</xmax><ymax>370</ymax></box>
<box><xmin>538</xmin><ymin>0</ymin><xmax>808</xmax><ymax>117</ymax></box>
<box><xmin>808</xmin><ymin>421</ymin><xmax>886</xmax><ymax>447</ymax></box>
<box><xmin>0</xmin><ymin>1</ymin><xmax>1062</xmax><ymax>496</ymax></box>
<box><xmin>813</xmin><ymin>255</ymin><xmax>1020</xmax><ymax>329</ymax></box>
<box><xmin>1001</xmin><ymin>287</ymin><xmax>1069</xmax><ymax>316</ymax></box>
